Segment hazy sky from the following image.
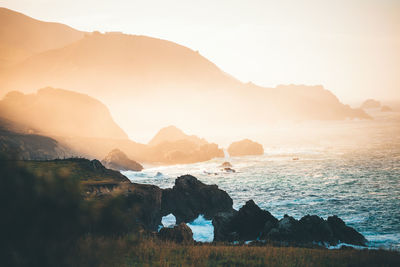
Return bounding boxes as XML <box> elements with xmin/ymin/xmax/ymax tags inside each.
<box><xmin>2</xmin><ymin>0</ymin><xmax>399</xmax><ymax>103</ymax></box>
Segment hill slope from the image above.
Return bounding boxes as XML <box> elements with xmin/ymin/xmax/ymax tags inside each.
<box><xmin>0</xmin><ymin>10</ymin><xmax>370</xmax><ymax>138</ymax></box>
<box><xmin>0</xmin><ymin>117</ymin><xmax>73</xmax><ymax>160</ymax></box>
<box><xmin>0</xmin><ymin>87</ymin><xmax>128</xmax><ymax>139</ymax></box>
<box><xmin>0</xmin><ymin>8</ymin><xmax>84</xmax><ymax>69</ymax></box>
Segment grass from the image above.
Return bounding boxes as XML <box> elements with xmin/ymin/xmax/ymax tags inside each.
<box><xmin>9</xmin><ymin>158</ymin><xmax>127</xmax><ymax>184</ymax></box>
<box><xmin>67</xmin><ymin>236</ymin><xmax>400</xmax><ymax>267</ymax></box>
<box><xmin>2</xmin><ymin>159</ymin><xmax>399</xmax><ymax>267</ymax></box>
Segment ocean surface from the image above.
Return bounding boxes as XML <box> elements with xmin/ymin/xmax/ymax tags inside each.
<box><xmin>124</xmin><ymin>111</ymin><xmax>400</xmax><ymax>249</ymax></box>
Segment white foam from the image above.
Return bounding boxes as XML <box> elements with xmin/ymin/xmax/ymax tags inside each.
<box><xmin>186</xmin><ymin>215</ymin><xmax>214</xmax><ymax>242</ymax></box>
<box><xmin>327</xmin><ymin>243</ymin><xmax>373</xmax><ymax>250</ymax></box>
<box><xmin>161</xmin><ymin>213</ymin><xmax>176</xmax><ymax>228</ymax></box>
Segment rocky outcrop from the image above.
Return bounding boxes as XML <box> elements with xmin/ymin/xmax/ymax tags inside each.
<box><xmin>121</xmin><ymin>183</ymin><xmax>163</xmax><ymax>231</ymax></box>
<box><xmin>228</xmin><ymin>139</ymin><xmax>264</xmax><ymax>157</ymax></box>
<box><xmin>213</xmin><ymin>200</ymin><xmax>367</xmax><ymax>246</ymax></box>
<box><xmin>212</xmin><ymin>210</ymin><xmax>238</xmax><ymax>241</ymax></box>
<box><xmin>264</xmin><ymin>214</ymin><xmax>366</xmax><ymax>246</ymax></box>
<box><xmin>148</xmin><ymin>125</ymin><xmax>207</xmax><ymax>147</ymax></box>
<box><xmin>0</xmin><ymin>117</ymin><xmax>73</xmax><ymax>160</ymax></box>
<box><xmin>161</xmin><ymin>175</ymin><xmax>234</xmax><ymax>223</ymax></box>
<box><xmin>88</xmin><ymin>182</ymin><xmax>163</xmax><ymax>232</ymax></box>
<box><xmin>326</xmin><ymin>215</ymin><xmax>367</xmax><ymax>246</ymax></box>
<box><xmin>213</xmin><ymin>200</ymin><xmax>277</xmax><ymax>241</ymax></box>
<box><xmin>146</xmin><ymin>127</ymin><xmax>224</xmax><ymax>164</ymax></box>
<box><xmin>220</xmin><ymin>162</ymin><xmax>232</xmax><ymax>168</ymax></box>
<box><xmin>101</xmin><ymin>148</ymin><xmax>143</xmax><ymax>171</ymax></box>
<box><xmin>361</xmin><ymin>99</ymin><xmax>381</xmax><ymax>109</ymax></box>
<box><xmin>158</xmin><ymin>223</ymin><xmax>194</xmax><ymax>244</ymax></box>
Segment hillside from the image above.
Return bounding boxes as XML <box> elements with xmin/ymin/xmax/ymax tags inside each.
<box><xmin>0</xmin><ymin>8</ymin><xmax>84</xmax><ymax>69</ymax></box>
<box><xmin>0</xmin><ymin>87</ymin><xmax>128</xmax><ymax>139</ymax></box>
<box><xmin>0</xmin><ymin>116</ymin><xmax>73</xmax><ymax>160</ymax></box>
<box><xmin>0</xmin><ymin>11</ymin><xmax>371</xmax><ymax>137</ymax></box>
<box><xmin>0</xmin><ymin>88</ymin><xmax>223</xmax><ymax>164</ymax></box>
<box><xmin>14</xmin><ymin>158</ymin><xmax>130</xmax><ymax>185</ymax></box>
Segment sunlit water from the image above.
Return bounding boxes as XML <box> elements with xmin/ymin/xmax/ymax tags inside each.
<box><xmin>124</xmin><ymin>112</ymin><xmax>400</xmax><ymax>249</ymax></box>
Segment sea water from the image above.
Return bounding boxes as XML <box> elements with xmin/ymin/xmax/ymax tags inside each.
<box><xmin>124</xmin><ymin>112</ymin><xmax>400</xmax><ymax>249</ymax></box>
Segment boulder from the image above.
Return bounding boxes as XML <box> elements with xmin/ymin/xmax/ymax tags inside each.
<box><xmin>124</xmin><ymin>183</ymin><xmax>163</xmax><ymax>231</ymax></box>
<box><xmin>158</xmin><ymin>223</ymin><xmax>194</xmax><ymax>244</ymax></box>
<box><xmin>161</xmin><ymin>175</ymin><xmax>234</xmax><ymax>223</ymax></box>
<box><xmin>327</xmin><ymin>215</ymin><xmax>367</xmax><ymax>246</ymax></box>
<box><xmin>298</xmin><ymin>215</ymin><xmax>334</xmax><ymax>243</ymax></box>
<box><xmin>102</xmin><ymin>148</ymin><xmax>143</xmax><ymax>171</ymax></box>
<box><xmin>213</xmin><ymin>200</ymin><xmax>277</xmax><ymax>241</ymax></box>
<box><xmin>228</xmin><ymin>139</ymin><xmax>264</xmax><ymax>157</ymax></box>
<box><xmin>212</xmin><ymin>210</ymin><xmax>238</xmax><ymax>242</ymax></box>
<box><xmin>220</xmin><ymin>162</ymin><xmax>232</xmax><ymax>168</ymax></box>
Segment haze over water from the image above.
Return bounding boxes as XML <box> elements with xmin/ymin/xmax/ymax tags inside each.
<box><xmin>125</xmin><ymin>110</ymin><xmax>400</xmax><ymax>249</ymax></box>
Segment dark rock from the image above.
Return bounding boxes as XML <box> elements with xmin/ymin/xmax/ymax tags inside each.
<box><xmin>212</xmin><ymin>200</ymin><xmax>367</xmax><ymax>247</ymax></box>
<box><xmin>161</xmin><ymin>175</ymin><xmax>234</xmax><ymax>223</ymax></box>
<box><xmin>213</xmin><ymin>200</ymin><xmax>278</xmax><ymax>241</ymax></box>
<box><xmin>265</xmin><ymin>215</ymin><xmax>303</xmax><ymax>242</ymax></box>
<box><xmin>327</xmin><ymin>215</ymin><xmax>367</xmax><ymax>246</ymax></box>
<box><xmin>158</xmin><ymin>223</ymin><xmax>193</xmax><ymax>244</ymax></box>
<box><xmin>102</xmin><ymin>148</ymin><xmax>143</xmax><ymax>171</ymax></box>
<box><xmin>212</xmin><ymin>210</ymin><xmax>238</xmax><ymax>242</ymax></box>
<box><xmin>124</xmin><ymin>183</ymin><xmax>163</xmax><ymax>231</ymax></box>
<box><xmin>98</xmin><ymin>183</ymin><xmax>163</xmax><ymax>232</ymax></box>
<box><xmin>228</xmin><ymin>139</ymin><xmax>264</xmax><ymax>157</ymax></box>
<box><xmin>298</xmin><ymin>215</ymin><xmax>333</xmax><ymax>243</ymax></box>
<box><xmin>262</xmin><ymin>214</ymin><xmax>367</xmax><ymax>246</ymax></box>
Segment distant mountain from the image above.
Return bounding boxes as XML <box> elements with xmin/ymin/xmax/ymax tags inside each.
<box><xmin>149</xmin><ymin>125</ymin><xmax>207</xmax><ymax>146</ymax></box>
<box><xmin>0</xmin><ymin>8</ymin><xmax>84</xmax><ymax>69</ymax></box>
<box><xmin>0</xmin><ymin>11</ymin><xmax>371</xmax><ymax>136</ymax></box>
<box><xmin>0</xmin><ymin>8</ymin><xmax>373</xmax><ymax>162</ymax></box>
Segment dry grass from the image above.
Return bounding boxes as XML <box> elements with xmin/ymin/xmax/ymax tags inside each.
<box><xmin>68</xmin><ymin>236</ymin><xmax>400</xmax><ymax>267</ymax></box>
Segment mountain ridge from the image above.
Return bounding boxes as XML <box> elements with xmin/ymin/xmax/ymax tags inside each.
<box><xmin>0</xmin><ymin>8</ymin><xmax>371</xmax><ymax>139</ymax></box>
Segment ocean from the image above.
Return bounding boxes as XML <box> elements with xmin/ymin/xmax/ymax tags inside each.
<box><xmin>124</xmin><ymin>110</ymin><xmax>400</xmax><ymax>249</ymax></box>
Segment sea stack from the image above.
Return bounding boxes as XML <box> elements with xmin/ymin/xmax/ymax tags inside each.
<box><xmin>228</xmin><ymin>139</ymin><xmax>264</xmax><ymax>157</ymax></box>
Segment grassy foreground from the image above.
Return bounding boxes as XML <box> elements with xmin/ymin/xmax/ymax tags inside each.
<box><xmin>1</xmin><ymin>160</ymin><xmax>399</xmax><ymax>267</ymax></box>
<box><xmin>68</xmin><ymin>236</ymin><xmax>400</xmax><ymax>267</ymax></box>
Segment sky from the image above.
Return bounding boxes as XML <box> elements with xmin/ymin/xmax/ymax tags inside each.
<box><xmin>1</xmin><ymin>0</ymin><xmax>399</xmax><ymax>103</ymax></box>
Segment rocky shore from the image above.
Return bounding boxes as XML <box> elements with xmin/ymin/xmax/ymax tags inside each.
<box><xmin>83</xmin><ymin>167</ymin><xmax>367</xmax><ymax>247</ymax></box>
<box><xmin>3</xmin><ymin>158</ymin><xmax>367</xmax><ymax>247</ymax></box>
